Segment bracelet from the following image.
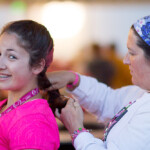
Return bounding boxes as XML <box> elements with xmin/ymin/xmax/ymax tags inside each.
<box><xmin>71</xmin><ymin>128</ymin><xmax>90</xmax><ymax>145</ymax></box>
<box><xmin>67</xmin><ymin>71</ymin><xmax>79</xmax><ymax>88</ymax></box>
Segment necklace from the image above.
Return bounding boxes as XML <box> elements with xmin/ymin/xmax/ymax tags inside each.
<box><xmin>0</xmin><ymin>88</ymin><xmax>39</xmax><ymax>117</ymax></box>
<box><xmin>103</xmin><ymin>100</ymin><xmax>136</xmax><ymax>141</ymax></box>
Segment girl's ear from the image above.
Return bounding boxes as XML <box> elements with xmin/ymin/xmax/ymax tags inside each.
<box><xmin>32</xmin><ymin>59</ymin><xmax>45</xmax><ymax>75</ymax></box>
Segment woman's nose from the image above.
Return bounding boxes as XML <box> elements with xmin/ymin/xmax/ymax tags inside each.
<box><xmin>123</xmin><ymin>53</ymin><xmax>130</xmax><ymax>65</ymax></box>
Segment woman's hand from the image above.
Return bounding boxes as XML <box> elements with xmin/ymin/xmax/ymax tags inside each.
<box><xmin>55</xmin><ymin>98</ymin><xmax>84</xmax><ymax>134</ymax></box>
<box><xmin>46</xmin><ymin>71</ymin><xmax>80</xmax><ymax>91</ymax></box>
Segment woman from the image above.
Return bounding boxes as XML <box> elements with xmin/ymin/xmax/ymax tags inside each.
<box><xmin>0</xmin><ymin>20</ymin><xmax>60</xmax><ymax>149</ymax></box>
<box><xmin>48</xmin><ymin>15</ymin><xmax>150</xmax><ymax>150</ymax></box>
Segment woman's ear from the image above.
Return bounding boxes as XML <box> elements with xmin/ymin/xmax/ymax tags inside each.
<box><xmin>32</xmin><ymin>59</ymin><xmax>45</xmax><ymax>75</ymax></box>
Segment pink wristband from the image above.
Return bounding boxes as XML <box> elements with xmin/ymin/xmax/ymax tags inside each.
<box><xmin>71</xmin><ymin>128</ymin><xmax>90</xmax><ymax>145</ymax></box>
<box><xmin>67</xmin><ymin>71</ymin><xmax>79</xmax><ymax>88</ymax></box>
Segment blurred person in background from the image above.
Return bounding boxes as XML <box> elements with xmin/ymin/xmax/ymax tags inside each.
<box><xmin>102</xmin><ymin>43</ymin><xmax>132</xmax><ymax>88</ymax></box>
<box><xmin>86</xmin><ymin>43</ymin><xmax>115</xmax><ymax>86</ymax></box>
<box><xmin>47</xmin><ymin>15</ymin><xmax>150</xmax><ymax>150</ymax></box>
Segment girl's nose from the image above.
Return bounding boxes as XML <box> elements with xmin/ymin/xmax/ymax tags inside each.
<box><xmin>0</xmin><ymin>57</ymin><xmax>6</xmax><ymax>70</ymax></box>
<box><xmin>123</xmin><ymin>53</ymin><xmax>130</xmax><ymax>65</ymax></box>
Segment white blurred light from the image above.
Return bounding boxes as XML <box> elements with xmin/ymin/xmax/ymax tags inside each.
<box><xmin>42</xmin><ymin>1</ymin><xmax>86</xmax><ymax>39</ymax></box>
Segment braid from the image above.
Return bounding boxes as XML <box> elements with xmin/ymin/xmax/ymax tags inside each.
<box><xmin>38</xmin><ymin>71</ymin><xmax>68</xmax><ymax>114</ymax></box>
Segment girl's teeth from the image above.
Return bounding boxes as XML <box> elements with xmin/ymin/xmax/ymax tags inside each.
<box><xmin>0</xmin><ymin>75</ymin><xmax>9</xmax><ymax>78</ymax></box>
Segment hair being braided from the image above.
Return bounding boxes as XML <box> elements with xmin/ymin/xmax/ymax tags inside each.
<box><xmin>38</xmin><ymin>69</ymin><xmax>68</xmax><ymax>114</ymax></box>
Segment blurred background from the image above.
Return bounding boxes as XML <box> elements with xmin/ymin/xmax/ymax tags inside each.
<box><xmin>0</xmin><ymin>0</ymin><xmax>150</xmax><ymax>149</ymax></box>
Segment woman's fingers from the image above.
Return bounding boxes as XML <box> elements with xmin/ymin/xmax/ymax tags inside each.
<box><xmin>46</xmin><ymin>84</ymin><xmax>58</xmax><ymax>91</ymax></box>
<box><xmin>54</xmin><ymin>97</ymin><xmax>75</xmax><ymax>120</ymax></box>
<box><xmin>68</xmin><ymin>97</ymin><xmax>75</xmax><ymax>104</ymax></box>
<box><xmin>73</xmin><ymin>101</ymin><xmax>80</xmax><ymax>109</ymax></box>
<box><xmin>45</xmin><ymin>83</ymin><xmax>64</xmax><ymax>91</ymax></box>
<box><xmin>55</xmin><ymin>108</ymin><xmax>61</xmax><ymax>119</ymax></box>
<box><xmin>59</xmin><ymin>98</ymin><xmax>84</xmax><ymax>134</ymax></box>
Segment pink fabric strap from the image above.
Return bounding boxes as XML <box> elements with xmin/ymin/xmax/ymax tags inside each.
<box><xmin>0</xmin><ymin>88</ymin><xmax>39</xmax><ymax>117</ymax></box>
<box><xmin>71</xmin><ymin>128</ymin><xmax>90</xmax><ymax>145</ymax></box>
<box><xmin>67</xmin><ymin>71</ymin><xmax>79</xmax><ymax>88</ymax></box>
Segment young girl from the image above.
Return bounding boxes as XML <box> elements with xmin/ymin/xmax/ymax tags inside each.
<box><xmin>0</xmin><ymin>20</ymin><xmax>60</xmax><ymax>150</ymax></box>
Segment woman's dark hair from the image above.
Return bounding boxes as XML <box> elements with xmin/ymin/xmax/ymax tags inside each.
<box><xmin>0</xmin><ymin>20</ymin><xmax>67</xmax><ymax>113</ymax></box>
<box><xmin>131</xmin><ymin>25</ymin><xmax>150</xmax><ymax>60</ymax></box>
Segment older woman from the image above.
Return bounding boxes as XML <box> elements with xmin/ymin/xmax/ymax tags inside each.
<box><xmin>48</xmin><ymin>15</ymin><xmax>150</xmax><ymax>150</ymax></box>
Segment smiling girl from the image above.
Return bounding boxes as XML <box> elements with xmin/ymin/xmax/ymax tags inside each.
<box><xmin>0</xmin><ymin>20</ymin><xmax>60</xmax><ymax>150</ymax></box>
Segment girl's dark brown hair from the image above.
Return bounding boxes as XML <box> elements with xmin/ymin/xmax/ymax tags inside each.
<box><xmin>1</xmin><ymin>20</ymin><xmax>67</xmax><ymax>113</ymax></box>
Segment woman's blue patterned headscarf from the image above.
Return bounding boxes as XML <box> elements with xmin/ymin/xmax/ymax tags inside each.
<box><xmin>134</xmin><ymin>16</ymin><xmax>150</xmax><ymax>46</ymax></box>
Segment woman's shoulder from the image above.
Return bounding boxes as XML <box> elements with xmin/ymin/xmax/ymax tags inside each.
<box><xmin>136</xmin><ymin>93</ymin><xmax>150</xmax><ymax>112</ymax></box>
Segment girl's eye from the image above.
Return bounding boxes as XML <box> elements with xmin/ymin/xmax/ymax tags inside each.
<box><xmin>9</xmin><ymin>55</ymin><xmax>17</xmax><ymax>59</ymax></box>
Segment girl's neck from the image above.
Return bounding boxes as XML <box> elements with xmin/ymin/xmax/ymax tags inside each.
<box><xmin>7</xmin><ymin>86</ymin><xmax>41</xmax><ymax>107</ymax></box>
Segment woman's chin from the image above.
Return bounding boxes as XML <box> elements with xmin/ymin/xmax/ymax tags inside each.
<box><xmin>132</xmin><ymin>78</ymin><xmax>142</xmax><ymax>88</ymax></box>
<box><xmin>131</xmin><ymin>78</ymin><xmax>137</xmax><ymax>85</ymax></box>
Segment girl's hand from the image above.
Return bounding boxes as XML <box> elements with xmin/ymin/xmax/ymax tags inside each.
<box><xmin>55</xmin><ymin>98</ymin><xmax>84</xmax><ymax>134</ymax></box>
